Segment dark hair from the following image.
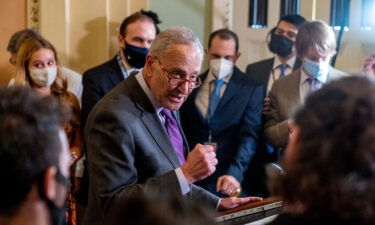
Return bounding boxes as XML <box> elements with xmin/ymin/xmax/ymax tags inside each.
<box><xmin>278</xmin><ymin>14</ymin><xmax>306</xmax><ymax>29</ymax></box>
<box><xmin>7</xmin><ymin>29</ymin><xmax>43</xmax><ymax>53</ymax></box>
<box><xmin>119</xmin><ymin>10</ymin><xmax>161</xmax><ymax>36</ymax></box>
<box><xmin>208</xmin><ymin>28</ymin><xmax>239</xmax><ymax>53</ymax></box>
<box><xmin>272</xmin><ymin>76</ymin><xmax>375</xmax><ymax>223</ymax></box>
<box><xmin>0</xmin><ymin>86</ymin><xmax>70</xmax><ymax>216</ymax></box>
<box><xmin>106</xmin><ymin>190</ymin><xmax>218</xmax><ymax>225</ymax></box>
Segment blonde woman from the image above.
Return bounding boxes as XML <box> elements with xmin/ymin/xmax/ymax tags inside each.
<box><xmin>14</xmin><ymin>37</ymin><xmax>82</xmax><ymax>225</ymax></box>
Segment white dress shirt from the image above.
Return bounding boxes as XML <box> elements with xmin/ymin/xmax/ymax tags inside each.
<box><xmin>195</xmin><ymin>70</ymin><xmax>233</xmax><ymax>118</ymax></box>
<box><xmin>267</xmin><ymin>55</ymin><xmax>297</xmax><ymax>93</ymax></box>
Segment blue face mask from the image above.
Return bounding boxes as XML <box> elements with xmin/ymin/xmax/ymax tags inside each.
<box><xmin>303</xmin><ymin>58</ymin><xmax>330</xmax><ymax>78</ymax></box>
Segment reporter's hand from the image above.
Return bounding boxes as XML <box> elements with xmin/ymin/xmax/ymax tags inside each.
<box><xmin>216</xmin><ymin>175</ymin><xmax>240</xmax><ymax>195</ymax></box>
<box><xmin>181</xmin><ymin>144</ymin><xmax>218</xmax><ymax>184</ymax></box>
<box><xmin>263</xmin><ymin>97</ymin><xmax>271</xmax><ymax>115</ymax></box>
<box><xmin>218</xmin><ymin>196</ymin><xmax>263</xmax><ymax>210</ymax></box>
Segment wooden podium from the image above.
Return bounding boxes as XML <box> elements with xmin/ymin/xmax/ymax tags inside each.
<box><xmin>217</xmin><ymin>198</ymin><xmax>282</xmax><ymax>225</ymax></box>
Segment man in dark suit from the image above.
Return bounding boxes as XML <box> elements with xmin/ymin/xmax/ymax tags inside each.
<box><xmin>82</xmin><ymin>10</ymin><xmax>160</xmax><ymax>124</ymax></box>
<box><xmin>181</xmin><ymin>29</ymin><xmax>265</xmax><ymax>197</ymax></box>
<box><xmin>265</xmin><ymin>20</ymin><xmax>347</xmax><ymax>148</ymax></box>
<box><xmin>83</xmin><ymin>27</ymin><xmax>261</xmax><ymax>225</ymax></box>
<box><xmin>246</xmin><ymin>14</ymin><xmax>306</xmax><ymax>94</ymax></box>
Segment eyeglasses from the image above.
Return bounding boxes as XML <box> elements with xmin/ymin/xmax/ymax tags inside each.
<box><xmin>155</xmin><ymin>57</ymin><xmax>201</xmax><ymax>89</ymax></box>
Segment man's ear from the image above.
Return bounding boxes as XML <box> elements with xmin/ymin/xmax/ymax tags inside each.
<box><xmin>44</xmin><ymin>166</ymin><xmax>57</xmax><ymax>201</ymax></box>
<box><xmin>118</xmin><ymin>34</ymin><xmax>125</xmax><ymax>49</ymax></box>
<box><xmin>143</xmin><ymin>54</ymin><xmax>155</xmax><ymax>77</ymax></box>
<box><xmin>234</xmin><ymin>52</ymin><xmax>241</xmax><ymax>63</ymax></box>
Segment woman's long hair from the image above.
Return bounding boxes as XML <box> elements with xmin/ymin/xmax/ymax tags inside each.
<box><xmin>272</xmin><ymin>76</ymin><xmax>375</xmax><ymax>223</ymax></box>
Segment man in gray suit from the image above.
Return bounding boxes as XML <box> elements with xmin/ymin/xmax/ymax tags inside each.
<box><xmin>265</xmin><ymin>20</ymin><xmax>347</xmax><ymax>148</ymax></box>
<box><xmin>83</xmin><ymin>27</ymin><xmax>261</xmax><ymax>225</ymax></box>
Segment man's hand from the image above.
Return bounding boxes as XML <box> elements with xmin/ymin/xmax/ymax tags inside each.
<box><xmin>181</xmin><ymin>144</ymin><xmax>218</xmax><ymax>184</ymax></box>
<box><xmin>262</xmin><ymin>97</ymin><xmax>271</xmax><ymax>115</ymax></box>
<box><xmin>218</xmin><ymin>197</ymin><xmax>263</xmax><ymax>210</ymax></box>
<box><xmin>216</xmin><ymin>175</ymin><xmax>240</xmax><ymax>195</ymax></box>
<box><xmin>363</xmin><ymin>54</ymin><xmax>375</xmax><ymax>77</ymax></box>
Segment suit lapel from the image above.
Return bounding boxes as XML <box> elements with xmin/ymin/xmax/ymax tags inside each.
<box><xmin>290</xmin><ymin>69</ymin><xmax>303</xmax><ymax>103</ymax></box>
<box><xmin>214</xmin><ymin>67</ymin><xmax>243</xmax><ymax>112</ymax></box>
<box><xmin>108</xmin><ymin>56</ymin><xmax>125</xmax><ymax>87</ymax></box>
<box><xmin>262</xmin><ymin>58</ymin><xmax>274</xmax><ymax>86</ymax></box>
<box><xmin>126</xmin><ymin>76</ymin><xmax>181</xmax><ymax>168</ymax></box>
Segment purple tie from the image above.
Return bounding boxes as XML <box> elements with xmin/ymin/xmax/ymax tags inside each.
<box><xmin>161</xmin><ymin>109</ymin><xmax>185</xmax><ymax>165</ymax></box>
<box><xmin>307</xmin><ymin>77</ymin><xmax>320</xmax><ymax>92</ymax></box>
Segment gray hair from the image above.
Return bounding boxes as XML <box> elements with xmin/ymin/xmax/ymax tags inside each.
<box><xmin>150</xmin><ymin>26</ymin><xmax>203</xmax><ymax>58</ymax></box>
<box><xmin>7</xmin><ymin>29</ymin><xmax>43</xmax><ymax>53</ymax></box>
<box><xmin>295</xmin><ymin>20</ymin><xmax>337</xmax><ymax>57</ymax></box>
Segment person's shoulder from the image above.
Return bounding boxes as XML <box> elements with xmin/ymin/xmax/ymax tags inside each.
<box><xmin>83</xmin><ymin>56</ymin><xmax>118</xmax><ymax>78</ymax></box>
<box><xmin>236</xmin><ymin>67</ymin><xmax>263</xmax><ymax>87</ymax></box>
<box><xmin>329</xmin><ymin>67</ymin><xmax>349</xmax><ymax>78</ymax></box>
<box><xmin>246</xmin><ymin>57</ymin><xmax>274</xmax><ymax>70</ymax></box>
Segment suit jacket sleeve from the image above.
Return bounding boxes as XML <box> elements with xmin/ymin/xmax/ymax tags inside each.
<box><xmin>225</xmin><ymin>84</ymin><xmax>264</xmax><ymax>183</ymax></box>
<box><xmin>264</xmin><ymin>81</ymin><xmax>289</xmax><ymax>147</ymax></box>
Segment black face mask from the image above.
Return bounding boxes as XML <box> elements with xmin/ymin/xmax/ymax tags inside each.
<box><xmin>39</xmin><ymin>169</ymin><xmax>68</xmax><ymax>225</ymax></box>
<box><xmin>268</xmin><ymin>31</ymin><xmax>295</xmax><ymax>57</ymax></box>
<box><xmin>122</xmin><ymin>41</ymin><xmax>149</xmax><ymax>69</ymax></box>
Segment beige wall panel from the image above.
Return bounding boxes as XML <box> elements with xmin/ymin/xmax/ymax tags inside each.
<box><xmin>68</xmin><ymin>0</ymin><xmax>108</xmax><ymax>73</ymax></box>
<box><xmin>36</xmin><ymin>0</ymin><xmax>149</xmax><ymax>74</ymax></box>
<box><xmin>40</xmin><ymin>0</ymin><xmax>67</xmax><ymax>65</ymax></box>
<box><xmin>0</xmin><ymin>0</ymin><xmax>26</xmax><ymax>86</ymax></box>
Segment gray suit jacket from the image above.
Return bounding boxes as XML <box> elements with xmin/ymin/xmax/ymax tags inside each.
<box><xmin>82</xmin><ymin>74</ymin><xmax>219</xmax><ymax>225</ymax></box>
<box><xmin>265</xmin><ymin>67</ymin><xmax>347</xmax><ymax>147</ymax></box>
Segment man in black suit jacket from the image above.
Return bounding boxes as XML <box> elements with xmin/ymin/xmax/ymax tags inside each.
<box><xmin>82</xmin><ymin>10</ymin><xmax>159</xmax><ymax>124</ymax></box>
<box><xmin>246</xmin><ymin>14</ymin><xmax>306</xmax><ymax>94</ymax></box>
<box><xmin>83</xmin><ymin>27</ymin><xmax>261</xmax><ymax>225</ymax></box>
<box><xmin>181</xmin><ymin>29</ymin><xmax>265</xmax><ymax>197</ymax></box>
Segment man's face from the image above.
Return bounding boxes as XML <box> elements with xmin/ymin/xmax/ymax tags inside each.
<box><xmin>145</xmin><ymin>44</ymin><xmax>202</xmax><ymax>110</ymax></box>
<box><xmin>303</xmin><ymin>46</ymin><xmax>333</xmax><ymax>64</ymax></box>
<box><xmin>275</xmin><ymin>21</ymin><xmax>298</xmax><ymax>42</ymax></box>
<box><xmin>119</xmin><ymin>19</ymin><xmax>156</xmax><ymax>49</ymax></box>
<box><xmin>206</xmin><ymin>36</ymin><xmax>239</xmax><ymax>63</ymax></box>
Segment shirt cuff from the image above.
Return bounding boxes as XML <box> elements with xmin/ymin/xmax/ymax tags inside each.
<box><xmin>175</xmin><ymin>168</ymin><xmax>190</xmax><ymax>195</ymax></box>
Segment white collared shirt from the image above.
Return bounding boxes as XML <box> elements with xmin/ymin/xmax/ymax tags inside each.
<box><xmin>195</xmin><ymin>70</ymin><xmax>233</xmax><ymax>118</ymax></box>
<box><xmin>117</xmin><ymin>51</ymin><xmax>140</xmax><ymax>78</ymax></box>
<box><xmin>267</xmin><ymin>55</ymin><xmax>297</xmax><ymax>93</ymax></box>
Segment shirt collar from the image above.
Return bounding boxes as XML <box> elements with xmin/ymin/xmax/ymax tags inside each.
<box><xmin>206</xmin><ymin>69</ymin><xmax>233</xmax><ymax>84</ymax></box>
<box><xmin>273</xmin><ymin>54</ymin><xmax>297</xmax><ymax>70</ymax></box>
<box><xmin>135</xmin><ymin>70</ymin><xmax>163</xmax><ymax>113</ymax></box>
<box><xmin>300</xmin><ymin>67</ymin><xmax>328</xmax><ymax>86</ymax></box>
<box><xmin>117</xmin><ymin>51</ymin><xmax>138</xmax><ymax>77</ymax></box>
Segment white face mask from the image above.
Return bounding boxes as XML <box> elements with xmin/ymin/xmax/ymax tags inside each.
<box><xmin>209</xmin><ymin>58</ymin><xmax>233</xmax><ymax>80</ymax></box>
<box><xmin>29</xmin><ymin>67</ymin><xmax>57</xmax><ymax>87</ymax></box>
